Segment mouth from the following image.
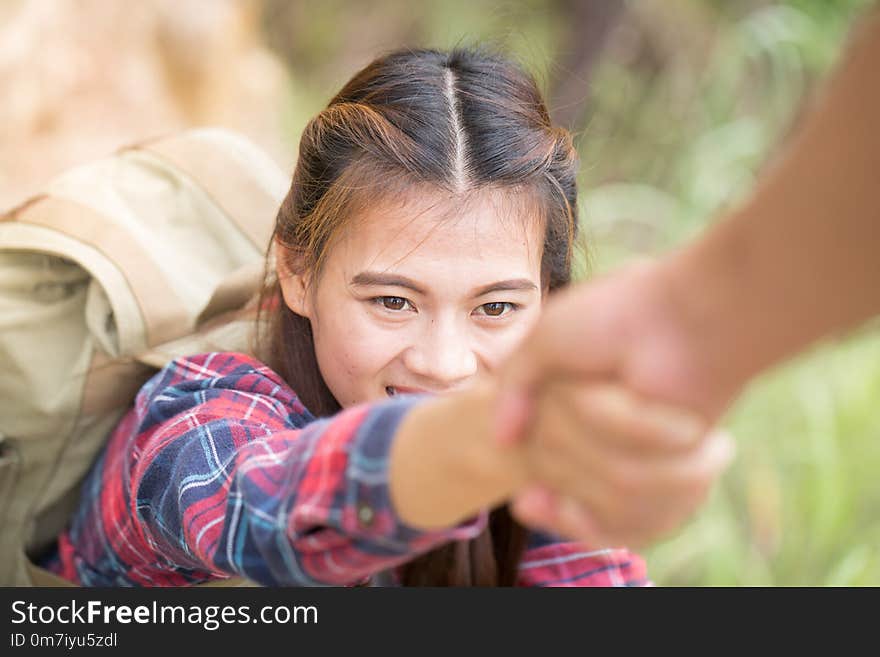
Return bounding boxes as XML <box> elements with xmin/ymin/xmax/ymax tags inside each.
<box><xmin>385</xmin><ymin>386</ymin><xmax>429</xmax><ymax>397</ymax></box>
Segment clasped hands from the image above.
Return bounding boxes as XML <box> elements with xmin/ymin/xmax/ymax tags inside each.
<box><xmin>491</xmin><ymin>261</ymin><xmax>736</xmax><ymax>549</ymax></box>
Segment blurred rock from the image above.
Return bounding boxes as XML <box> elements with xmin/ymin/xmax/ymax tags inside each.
<box><xmin>0</xmin><ymin>0</ymin><xmax>291</xmax><ymax>209</ymax></box>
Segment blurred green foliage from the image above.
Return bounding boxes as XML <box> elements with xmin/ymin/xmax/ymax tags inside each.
<box><xmin>272</xmin><ymin>0</ymin><xmax>879</xmax><ymax>585</ymax></box>
<box><xmin>582</xmin><ymin>0</ymin><xmax>875</xmax><ymax>266</ymax></box>
<box><xmin>581</xmin><ymin>0</ymin><xmax>880</xmax><ymax>586</ymax></box>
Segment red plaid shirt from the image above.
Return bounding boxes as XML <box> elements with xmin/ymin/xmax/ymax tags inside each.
<box><xmin>50</xmin><ymin>352</ymin><xmax>648</xmax><ymax>587</ymax></box>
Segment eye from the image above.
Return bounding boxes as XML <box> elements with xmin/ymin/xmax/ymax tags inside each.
<box><xmin>373</xmin><ymin>296</ymin><xmax>414</xmax><ymax>312</ymax></box>
<box><xmin>474</xmin><ymin>302</ymin><xmax>517</xmax><ymax>318</ymax></box>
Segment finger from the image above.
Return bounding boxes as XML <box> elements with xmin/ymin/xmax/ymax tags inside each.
<box><xmin>493</xmin><ymin>282</ymin><xmax>623</xmax><ymax>446</ymax></box>
<box><xmin>510</xmin><ymin>486</ymin><xmax>606</xmax><ymax>548</ymax></box>
<box><xmin>532</xmin><ymin>380</ymin><xmax>731</xmax><ymax>490</ymax></box>
<box><xmin>522</xmin><ymin>385</ymin><xmax>662</xmax><ymax>497</ymax></box>
<box><xmin>493</xmin><ymin>384</ymin><xmax>536</xmax><ymax>447</ymax></box>
<box><xmin>593</xmin><ymin>429</ymin><xmax>736</xmax><ymax>541</ymax></box>
<box><xmin>524</xmin><ymin>417</ymin><xmax>734</xmax><ymax>545</ymax></box>
<box><xmin>509</xmin><ymin>484</ymin><xmax>558</xmax><ymax>528</ymax></box>
<box><xmin>522</xmin><ymin>382</ymin><xmax>705</xmax><ymax>496</ymax></box>
<box><xmin>567</xmin><ymin>382</ymin><xmax>709</xmax><ymax>453</ymax></box>
<box><xmin>511</xmin><ymin>284</ymin><xmax>620</xmax><ymax>382</ymax></box>
<box><xmin>641</xmin><ymin>429</ymin><xmax>736</xmax><ymax>495</ymax></box>
<box><xmin>554</xmin><ymin>496</ymin><xmax>609</xmax><ymax>549</ymax></box>
<box><xmin>512</xmin><ymin>484</ymin><xmax>688</xmax><ymax>551</ymax></box>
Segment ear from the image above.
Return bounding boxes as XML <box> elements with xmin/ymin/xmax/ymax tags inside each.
<box><xmin>275</xmin><ymin>241</ymin><xmax>312</xmax><ymax>318</ymax></box>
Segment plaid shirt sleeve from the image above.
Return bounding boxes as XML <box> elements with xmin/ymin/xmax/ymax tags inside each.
<box><xmin>516</xmin><ymin>532</ymin><xmax>650</xmax><ymax>587</ymax></box>
<box><xmin>53</xmin><ymin>351</ymin><xmax>649</xmax><ymax>587</ymax></box>
<box><xmin>54</xmin><ymin>352</ymin><xmax>486</xmax><ymax>586</ymax></box>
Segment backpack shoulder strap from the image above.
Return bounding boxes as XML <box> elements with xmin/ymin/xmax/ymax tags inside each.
<box><xmin>132</xmin><ymin>128</ymin><xmax>287</xmax><ymax>254</ymax></box>
<box><xmin>11</xmin><ymin>196</ymin><xmax>189</xmax><ymax>348</ymax></box>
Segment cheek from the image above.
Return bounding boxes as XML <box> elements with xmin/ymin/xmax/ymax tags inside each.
<box><xmin>313</xmin><ymin>308</ymin><xmax>403</xmax><ymax>380</ymax></box>
<box><xmin>315</xmin><ymin>316</ymin><xmax>362</xmax><ymax>372</ymax></box>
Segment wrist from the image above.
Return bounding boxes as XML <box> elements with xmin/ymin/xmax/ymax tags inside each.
<box><xmin>657</xmin><ymin>213</ymin><xmax>761</xmax><ymax>415</ymax></box>
<box><xmin>388</xmin><ymin>381</ymin><xmax>529</xmax><ymax>530</ymax></box>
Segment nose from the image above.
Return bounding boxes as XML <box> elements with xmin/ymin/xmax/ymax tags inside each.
<box><xmin>402</xmin><ymin>315</ymin><xmax>478</xmax><ymax>389</ymax></box>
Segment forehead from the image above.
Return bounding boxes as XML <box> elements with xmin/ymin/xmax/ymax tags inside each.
<box><xmin>330</xmin><ymin>187</ymin><xmax>545</xmax><ymax>276</ymax></box>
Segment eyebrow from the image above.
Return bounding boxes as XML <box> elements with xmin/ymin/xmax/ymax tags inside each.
<box><xmin>350</xmin><ymin>271</ymin><xmax>538</xmax><ymax>298</ymax></box>
<box><xmin>471</xmin><ymin>278</ymin><xmax>538</xmax><ymax>297</ymax></box>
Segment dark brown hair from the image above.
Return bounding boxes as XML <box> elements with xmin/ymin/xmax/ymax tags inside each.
<box><xmin>257</xmin><ymin>46</ymin><xmax>581</xmax><ymax>586</ymax></box>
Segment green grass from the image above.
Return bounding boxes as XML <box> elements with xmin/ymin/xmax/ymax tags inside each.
<box><xmin>645</xmin><ymin>329</ymin><xmax>880</xmax><ymax>585</ymax></box>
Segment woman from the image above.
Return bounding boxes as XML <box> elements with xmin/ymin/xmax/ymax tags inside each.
<box><xmin>50</xmin><ymin>47</ymin><xmax>707</xmax><ymax>586</ymax></box>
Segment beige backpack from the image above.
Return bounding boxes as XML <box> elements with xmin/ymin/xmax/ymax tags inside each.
<box><xmin>0</xmin><ymin>128</ymin><xmax>287</xmax><ymax>586</ymax></box>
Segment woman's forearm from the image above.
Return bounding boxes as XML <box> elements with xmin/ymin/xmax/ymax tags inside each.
<box><xmin>389</xmin><ymin>382</ymin><xmax>529</xmax><ymax>530</ymax></box>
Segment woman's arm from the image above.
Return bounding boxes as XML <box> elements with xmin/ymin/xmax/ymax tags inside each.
<box><xmin>126</xmin><ymin>353</ymin><xmax>517</xmax><ymax>586</ymax></box>
<box><xmin>388</xmin><ymin>380</ymin><xmax>528</xmax><ymax>530</ymax></box>
<box><xmin>88</xmin><ymin>352</ymin><xmax>705</xmax><ymax>586</ymax></box>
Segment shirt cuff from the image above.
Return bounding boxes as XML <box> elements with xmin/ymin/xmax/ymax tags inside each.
<box><xmin>341</xmin><ymin>395</ymin><xmax>488</xmax><ymax>552</ymax></box>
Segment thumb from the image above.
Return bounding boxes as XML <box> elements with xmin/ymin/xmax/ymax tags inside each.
<box><xmin>492</xmin><ymin>350</ymin><xmax>542</xmax><ymax>447</ymax></box>
<box><xmin>493</xmin><ymin>283</ymin><xmax>620</xmax><ymax>446</ymax></box>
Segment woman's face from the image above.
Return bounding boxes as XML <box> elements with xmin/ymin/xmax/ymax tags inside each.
<box><xmin>280</xmin><ymin>189</ymin><xmax>547</xmax><ymax>407</ymax></box>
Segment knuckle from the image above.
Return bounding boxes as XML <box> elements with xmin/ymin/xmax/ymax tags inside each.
<box><xmin>681</xmin><ymin>459</ymin><xmax>721</xmax><ymax>500</ymax></box>
<box><xmin>686</xmin><ymin>474</ymin><xmax>714</xmax><ymax>502</ymax></box>
<box><xmin>606</xmin><ymin>461</ymin><xmax>642</xmax><ymax>497</ymax></box>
